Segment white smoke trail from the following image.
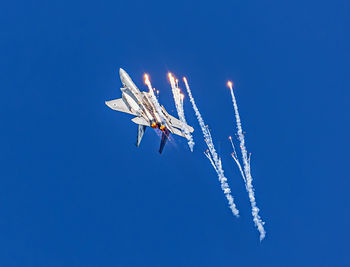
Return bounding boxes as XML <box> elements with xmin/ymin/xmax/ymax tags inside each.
<box><xmin>168</xmin><ymin>73</ymin><xmax>195</xmax><ymax>151</ymax></box>
<box><xmin>228</xmin><ymin>81</ymin><xmax>266</xmax><ymax>241</ymax></box>
<box><xmin>180</xmin><ymin>93</ymin><xmax>195</xmax><ymax>151</ymax></box>
<box><xmin>183</xmin><ymin>77</ymin><xmax>239</xmax><ymax>217</ymax></box>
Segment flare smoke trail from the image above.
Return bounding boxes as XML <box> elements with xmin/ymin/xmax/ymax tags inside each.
<box><xmin>144</xmin><ymin>74</ymin><xmax>166</xmax><ymax>124</ymax></box>
<box><xmin>183</xmin><ymin>77</ymin><xmax>239</xmax><ymax>217</ymax></box>
<box><xmin>168</xmin><ymin>73</ymin><xmax>195</xmax><ymax>151</ymax></box>
<box><xmin>228</xmin><ymin>81</ymin><xmax>266</xmax><ymax>241</ymax></box>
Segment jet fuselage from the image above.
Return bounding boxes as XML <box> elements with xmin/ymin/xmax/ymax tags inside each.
<box><xmin>119</xmin><ymin>68</ymin><xmax>172</xmax><ymax>132</ymax></box>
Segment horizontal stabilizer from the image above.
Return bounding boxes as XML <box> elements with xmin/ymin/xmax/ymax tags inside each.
<box><xmin>131</xmin><ymin>117</ymin><xmax>150</xmax><ymax>126</ymax></box>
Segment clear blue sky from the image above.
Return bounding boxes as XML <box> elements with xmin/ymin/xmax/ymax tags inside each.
<box><xmin>1</xmin><ymin>0</ymin><xmax>349</xmax><ymax>266</ymax></box>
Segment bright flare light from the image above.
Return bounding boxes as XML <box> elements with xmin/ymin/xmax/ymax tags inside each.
<box><xmin>144</xmin><ymin>74</ymin><xmax>150</xmax><ymax>85</ymax></box>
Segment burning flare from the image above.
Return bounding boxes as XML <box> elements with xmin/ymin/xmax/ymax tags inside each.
<box><xmin>144</xmin><ymin>74</ymin><xmax>152</xmax><ymax>91</ymax></box>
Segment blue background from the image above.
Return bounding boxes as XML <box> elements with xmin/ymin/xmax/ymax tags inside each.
<box><xmin>1</xmin><ymin>0</ymin><xmax>349</xmax><ymax>266</ymax></box>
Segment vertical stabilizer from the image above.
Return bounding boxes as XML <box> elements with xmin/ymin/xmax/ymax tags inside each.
<box><xmin>136</xmin><ymin>124</ymin><xmax>146</xmax><ymax>147</ymax></box>
<box><xmin>159</xmin><ymin>129</ymin><xmax>170</xmax><ymax>154</ymax></box>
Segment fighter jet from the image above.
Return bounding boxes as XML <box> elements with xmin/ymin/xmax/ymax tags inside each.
<box><xmin>105</xmin><ymin>68</ymin><xmax>194</xmax><ymax>153</ymax></box>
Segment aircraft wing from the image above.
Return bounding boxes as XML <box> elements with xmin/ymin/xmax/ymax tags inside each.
<box><xmin>167</xmin><ymin>114</ymin><xmax>194</xmax><ymax>133</ymax></box>
<box><xmin>105</xmin><ymin>98</ymin><xmax>136</xmax><ymax>115</ymax></box>
<box><xmin>171</xmin><ymin>127</ymin><xmax>186</xmax><ymax>138</ymax></box>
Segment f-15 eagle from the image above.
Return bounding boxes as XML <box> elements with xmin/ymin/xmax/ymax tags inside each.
<box><xmin>106</xmin><ymin>68</ymin><xmax>194</xmax><ymax>153</ymax></box>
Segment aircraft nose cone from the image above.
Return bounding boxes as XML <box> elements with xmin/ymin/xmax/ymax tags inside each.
<box><xmin>119</xmin><ymin>68</ymin><xmax>126</xmax><ymax>77</ymax></box>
